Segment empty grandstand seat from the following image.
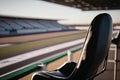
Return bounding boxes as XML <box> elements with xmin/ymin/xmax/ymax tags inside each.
<box><xmin>17</xmin><ymin>29</ymin><xmax>47</xmax><ymax>34</ymax></box>
<box><xmin>32</xmin><ymin>13</ymin><xmax>112</xmax><ymax>80</ymax></box>
<box><xmin>0</xmin><ymin>26</ymin><xmax>10</xmax><ymax>36</ymax></box>
<box><xmin>3</xmin><ymin>19</ymin><xmax>23</xmax><ymax>30</ymax></box>
<box><xmin>15</xmin><ymin>20</ymin><xmax>33</xmax><ymax>29</ymax></box>
<box><xmin>52</xmin><ymin>21</ymin><xmax>69</xmax><ymax>30</ymax></box>
<box><xmin>38</xmin><ymin>20</ymin><xmax>52</xmax><ymax>28</ymax></box>
<box><xmin>0</xmin><ymin>31</ymin><xmax>10</xmax><ymax>35</ymax></box>
<box><xmin>0</xmin><ymin>27</ymin><xmax>5</xmax><ymax>31</ymax></box>
<box><xmin>38</xmin><ymin>20</ymin><xmax>64</xmax><ymax>31</ymax></box>
<box><xmin>0</xmin><ymin>20</ymin><xmax>13</xmax><ymax>31</ymax></box>
<box><xmin>24</xmin><ymin>20</ymin><xmax>45</xmax><ymax>29</ymax></box>
<box><xmin>0</xmin><ymin>17</ymin><xmax>75</xmax><ymax>36</ymax></box>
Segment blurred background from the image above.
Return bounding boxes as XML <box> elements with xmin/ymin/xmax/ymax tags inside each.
<box><xmin>0</xmin><ymin>0</ymin><xmax>120</xmax><ymax>80</ymax></box>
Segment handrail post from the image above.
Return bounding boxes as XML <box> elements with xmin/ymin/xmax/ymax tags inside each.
<box><xmin>38</xmin><ymin>63</ymin><xmax>47</xmax><ymax>70</ymax></box>
<box><xmin>67</xmin><ymin>50</ymin><xmax>73</xmax><ymax>62</ymax></box>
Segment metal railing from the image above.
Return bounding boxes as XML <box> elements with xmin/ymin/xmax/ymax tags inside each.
<box><xmin>0</xmin><ymin>45</ymin><xmax>82</xmax><ymax>80</ymax></box>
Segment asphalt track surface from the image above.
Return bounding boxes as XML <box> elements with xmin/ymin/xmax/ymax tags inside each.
<box><xmin>0</xmin><ymin>41</ymin><xmax>83</xmax><ymax>76</ymax></box>
<box><xmin>0</xmin><ymin>30</ymin><xmax>85</xmax><ymax>77</ymax></box>
<box><xmin>0</xmin><ymin>30</ymin><xmax>86</xmax><ymax>60</ymax></box>
<box><xmin>0</xmin><ymin>30</ymin><xmax>85</xmax><ymax>44</ymax></box>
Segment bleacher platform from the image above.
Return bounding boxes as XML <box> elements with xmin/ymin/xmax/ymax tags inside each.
<box><xmin>0</xmin><ymin>17</ymin><xmax>75</xmax><ymax>37</ymax></box>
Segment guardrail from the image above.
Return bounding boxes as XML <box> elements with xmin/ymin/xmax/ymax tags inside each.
<box><xmin>0</xmin><ymin>45</ymin><xmax>82</xmax><ymax>80</ymax></box>
<box><xmin>1</xmin><ymin>31</ymin><xmax>118</xmax><ymax>80</ymax></box>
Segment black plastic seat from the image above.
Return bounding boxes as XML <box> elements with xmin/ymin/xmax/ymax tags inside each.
<box><xmin>31</xmin><ymin>13</ymin><xmax>112</xmax><ymax>80</ymax></box>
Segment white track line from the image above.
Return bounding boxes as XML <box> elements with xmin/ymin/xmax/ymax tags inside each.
<box><xmin>0</xmin><ymin>45</ymin><xmax>84</xmax><ymax>77</ymax></box>
<box><xmin>0</xmin><ymin>38</ymin><xmax>85</xmax><ymax>68</ymax></box>
<box><xmin>0</xmin><ymin>44</ymin><xmax>13</xmax><ymax>47</ymax></box>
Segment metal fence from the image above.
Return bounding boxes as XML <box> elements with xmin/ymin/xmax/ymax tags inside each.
<box><xmin>0</xmin><ymin>45</ymin><xmax>82</xmax><ymax>80</ymax></box>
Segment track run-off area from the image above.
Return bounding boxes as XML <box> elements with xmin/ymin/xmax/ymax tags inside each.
<box><xmin>0</xmin><ymin>38</ymin><xmax>85</xmax><ymax>69</ymax></box>
<box><xmin>0</xmin><ymin>30</ymin><xmax>86</xmax><ymax>77</ymax></box>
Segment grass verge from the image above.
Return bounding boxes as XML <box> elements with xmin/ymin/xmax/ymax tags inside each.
<box><xmin>0</xmin><ymin>33</ymin><xmax>86</xmax><ymax>56</ymax></box>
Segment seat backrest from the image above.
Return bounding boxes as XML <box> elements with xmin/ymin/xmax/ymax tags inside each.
<box><xmin>76</xmin><ymin>13</ymin><xmax>112</xmax><ymax>79</ymax></box>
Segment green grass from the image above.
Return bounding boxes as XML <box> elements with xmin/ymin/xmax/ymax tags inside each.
<box><xmin>0</xmin><ymin>33</ymin><xmax>86</xmax><ymax>56</ymax></box>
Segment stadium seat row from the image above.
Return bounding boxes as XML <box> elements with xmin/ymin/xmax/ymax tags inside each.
<box><xmin>0</xmin><ymin>17</ymin><xmax>75</xmax><ymax>36</ymax></box>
